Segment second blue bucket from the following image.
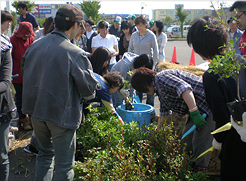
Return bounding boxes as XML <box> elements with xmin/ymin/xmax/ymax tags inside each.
<box><xmin>116</xmin><ymin>103</ymin><xmax>155</xmax><ymax>128</ymax></box>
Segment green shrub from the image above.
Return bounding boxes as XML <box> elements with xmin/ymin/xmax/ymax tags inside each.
<box><xmin>74</xmin><ymin>106</ymin><xmax>208</xmax><ymax>180</ymax></box>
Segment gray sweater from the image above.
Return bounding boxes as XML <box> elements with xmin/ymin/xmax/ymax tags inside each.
<box><xmin>128</xmin><ymin>29</ymin><xmax>159</xmax><ymax>65</ymax></box>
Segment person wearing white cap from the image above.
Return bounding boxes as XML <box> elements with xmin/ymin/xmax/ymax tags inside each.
<box><xmin>109</xmin><ymin>16</ymin><xmax>122</xmax><ymax>38</ymax></box>
<box><xmin>126</xmin><ymin>14</ymin><xmax>137</xmax><ymax>32</ymax></box>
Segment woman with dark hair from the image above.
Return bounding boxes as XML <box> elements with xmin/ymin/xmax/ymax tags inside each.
<box><xmin>89</xmin><ymin>46</ymin><xmax>111</xmax><ymax>76</ymax></box>
<box><xmin>153</xmin><ymin>20</ymin><xmax>167</xmax><ymax>63</ymax></box>
<box><xmin>128</xmin><ymin>15</ymin><xmax>158</xmax><ymax>106</ymax></box>
<box><xmin>119</xmin><ymin>20</ymin><xmax>132</xmax><ymax>59</ymax></box>
<box><xmin>1</xmin><ymin>10</ymin><xmax>16</xmax><ymax>180</ymax></box>
<box><xmin>131</xmin><ymin>67</ymin><xmax>215</xmax><ymax>172</ymax></box>
<box><xmin>187</xmin><ymin>15</ymin><xmax>246</xmax><ymax>180</ymax></box>
<box><xmin>85</xmin><ymin>19</ymin><xmax>98</xmax><ymax>53</ymax></box>
<box><xmin>34</xmin><ymin>16</ymin><xmax>55</xmax><ymax>40</ymax></box>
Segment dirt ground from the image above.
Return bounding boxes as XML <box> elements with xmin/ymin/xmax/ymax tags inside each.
<box><xmin>8</xmin><ymin>129</ymin><xmax>36</xmax><ymax>181</ymax></box>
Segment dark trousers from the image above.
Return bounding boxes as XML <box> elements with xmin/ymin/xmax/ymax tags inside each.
<box><xmin>13</xmin><ymin>83</ymin><xmax>26</xmax><ymax>119</ymax></box>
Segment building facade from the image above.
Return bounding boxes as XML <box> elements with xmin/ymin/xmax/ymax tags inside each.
<box><xmin>152</xmin><ymin>9</ymin><xmax>213</xmax><ymax>22</ymax></box>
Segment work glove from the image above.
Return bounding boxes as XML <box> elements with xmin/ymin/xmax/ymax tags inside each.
<box><xmin>190</xmin><ymin>109</ymin><xmax>207</xmax><ymax>128</ymax></box>
<box><xmin>231</xmin><ymin>112</ymin><xmax>246</xmax><ymax>142</ymax></box>
<box><xmin>212</xmin><ymin>138</ymin><xmax>222</xmax><ymax>150</ymax></box>
<box><xmin>119</xmin><ymin>89</ymin><xmax>130</xmax><ymax>98</ymax></box>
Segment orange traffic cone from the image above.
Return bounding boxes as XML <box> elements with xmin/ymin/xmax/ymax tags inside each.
<box><xmin>189</xmin><ymin>49</ymin><xmax>196</xmax><ymax>66</ymax></box>
<box><xmin>171</xmin><ymin>46</ymin><xmax>177</xmax><ymax>63</ymax></box>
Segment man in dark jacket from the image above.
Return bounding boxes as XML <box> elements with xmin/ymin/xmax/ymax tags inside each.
<box><xmin>109</xmin><ymin>16</ymin><xmax>122</xmax><ymax>38</ymax></box>
<box><xmin>21</xmin><ymin>4</ymin><xmax>97</xmax><ymax>180</ymax></box>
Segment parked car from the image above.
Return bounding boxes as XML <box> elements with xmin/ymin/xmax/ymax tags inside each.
<box><xmin>183</xmin><ymin>25</ymin><xmax>191</xmax><ymax>38</ymax></box>
<box><xmin>166</xmin><ymin>26</ymin><xmax>181</xmax><ymax>38</ymax></box>
<box><xmin>166</xmin><ymin>25</ymin><xmax>191</xmax><ymax>38</ymax></box>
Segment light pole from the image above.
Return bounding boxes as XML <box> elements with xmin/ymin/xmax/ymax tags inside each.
<box><xmin>141</xmin><ymin>2</ymin><xmax>146</xmax><ymax>15</ymax></box>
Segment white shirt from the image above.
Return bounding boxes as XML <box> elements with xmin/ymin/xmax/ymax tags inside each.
<box><xmin>92</xmin><ymin>34</ymin><xmax>118</xmax><ymax>65</ymax></box>
<box><xmin>86</xmin><ymin>30</ymin><xmax>94</xmax><ymax>39</ymax></box>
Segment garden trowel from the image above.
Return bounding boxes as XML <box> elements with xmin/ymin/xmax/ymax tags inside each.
<box><xmin>196</xmin><ymin>146</ymin><xmax>214</xmax><ymax>160</ymax></box>
<box><xmin>181</xmin><ymin>113</ymin><xmax>206</xmax><ymax>140</ymax></box>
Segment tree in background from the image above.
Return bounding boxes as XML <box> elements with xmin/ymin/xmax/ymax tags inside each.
<box><xmin>12</xmin><ymin>1</ymin><xmax>35</xmax><ymax>15</ymax></box>
<box><xmin>79</xmin><ymin>1</ymin><xmax>101</xmax><ymax>24</ymax></box>
<box><xmin>11</xmin><ymin>1</ymin><xmax>36</xmax><ymax>31</ymax></box>
<box><xmin>163</xmin><ymin>15</ymin><xmax>174</xmax><ymax>27</ymax></box>
<box><xmin>175</xmin><ymin>5</ymin><xmax>188</xmax><ymax>38</ymax></box>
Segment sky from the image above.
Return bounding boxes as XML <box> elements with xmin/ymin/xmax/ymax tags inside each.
<box><xmin>1</xmin><ymin>0</ymin><xmax>236</xmax><ymax>20</ymax></box>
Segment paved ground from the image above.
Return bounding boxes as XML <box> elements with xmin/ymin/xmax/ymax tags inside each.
<box><xmin>165</xmin><ymin>40</ymin><xmax>205</xmax><ymax>65</ymax></box>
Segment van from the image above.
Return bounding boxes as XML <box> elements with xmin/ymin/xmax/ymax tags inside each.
<box><xmin>166</xmin><ymin>25</ymin><xmax>191</xmax><ymax>38</ymax></box>
<box><xmin>166</xmin><ymin>26</ymin><xmax>181</xmax><ymax>38</ymax></box>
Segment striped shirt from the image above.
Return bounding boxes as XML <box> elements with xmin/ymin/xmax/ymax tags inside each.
<box><xmin>20</xmin><ymin>12</ymin><xmax>39</xmax><ymax>29</ymax></box>
<box><xmin>153</xmin><ymin>69</ymin><xmax>210</xmax><ymax>117</ymax></box>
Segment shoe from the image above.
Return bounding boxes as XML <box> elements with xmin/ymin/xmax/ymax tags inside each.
<box><xmin>24</xmin><ymin>144</ymin><xmax>39</xmax><ymax>156</ymax></box>
<box><xmin>20</xmin><ymin>118</ymin><xmax>32</xmax><ymax>131</ymax></box>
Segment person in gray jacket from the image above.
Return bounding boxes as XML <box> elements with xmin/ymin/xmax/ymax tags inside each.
<box><xmin>21</xmin><ymin>5</ymin><xmax>97</xmax><ymax>181</ymax></box>
<box><xmin>128</xmin><ymin>15</ymin><xmax>158</xmax><ymax>106</ymax></box>
<box><xmin>111</xmin><ymin>53</ymin><xmax>153</xmax><ymax>108</ymax></box>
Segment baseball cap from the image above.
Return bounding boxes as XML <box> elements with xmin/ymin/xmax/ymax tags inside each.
<box><xmin>147</xmin><ymin>20</ymin><xmax>154</xmax><ymax>29</ymax></box>
<box><xmin>56</xmin><ymin>4</ymin><xmax>83</xmax><ymax>23</ymax></box>
<box><xmin>126</xmin><ymin>14</ymin><xmax>136</xmax><ymax>20</ymax></box>
<box><xmin>114</xmin><ymin>16</ymin><xmax>122</xmax><ymax>24</ymax></box>
<box><xmin>14</xmin><ymin>22</ymin><xmax>36</xmax><ymax>39</ymax></box>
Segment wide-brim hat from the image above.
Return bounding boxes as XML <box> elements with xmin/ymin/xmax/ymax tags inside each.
<box><xmin>56</xmin><ymin>4</ymin><xmax>83</xmax><ymax>23</ymax></box>
<box><xmin>14</xmin><ymin>22</ymin><xmax>36</xmax><ymax>39</ymax></box>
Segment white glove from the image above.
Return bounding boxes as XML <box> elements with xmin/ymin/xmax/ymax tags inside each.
<box><xmin>231</xmin><ymin>112</ymin><xmax>246</xmax><ymax>142</ymax></box>
<box><xmin>212</xmin><ymin>138</ymin><xmax>222</xmax><ymax>150</ymax></box>
<box><xmin>119</xmin><ymin>89</ymin><xmax>130</xmax><ymax>98</ymax></box>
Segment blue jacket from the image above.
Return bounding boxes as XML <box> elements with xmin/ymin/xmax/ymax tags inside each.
<box><xmin>228</xmin><ymin>28</ymin><xmax>243</xmax><ymax>54</ymax></box>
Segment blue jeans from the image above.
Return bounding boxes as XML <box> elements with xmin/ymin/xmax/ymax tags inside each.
<box><xmin>136</xmin><ymin>91</ymin><xmax>155</xmax><ymax>106</ymax></box>
<box><xmin>32</xmin><ymin>118</ymin><xmax>76</xmax><ymax>181</ymax></box>
<box><xmin>0</xmin><ymin>120</ymin><xmax>10</xmax><ymax>181</ymax></box>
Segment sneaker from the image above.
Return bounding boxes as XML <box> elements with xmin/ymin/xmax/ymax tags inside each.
<box><xmin>24</xmin><ymin>144</ymin><xmax>39</xmax><ymax>156</ymax></box>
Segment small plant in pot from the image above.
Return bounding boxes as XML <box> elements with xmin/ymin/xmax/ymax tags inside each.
<box><xmin>209</xmin><ymin>2</ymin><xmax>246</xmax><ymax>124</ymax></box>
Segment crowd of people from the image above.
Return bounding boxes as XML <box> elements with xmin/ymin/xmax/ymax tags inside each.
<box><xmin>1</xmin><ymin>1</ymin><xmax>246</xmax><ymax>181</ymax></box>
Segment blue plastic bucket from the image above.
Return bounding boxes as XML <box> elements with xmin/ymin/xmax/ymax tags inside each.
<box><xmin>116</xmin><ymin>103</ymin><xmax>155</xmax><ymax>127</ymax></box>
